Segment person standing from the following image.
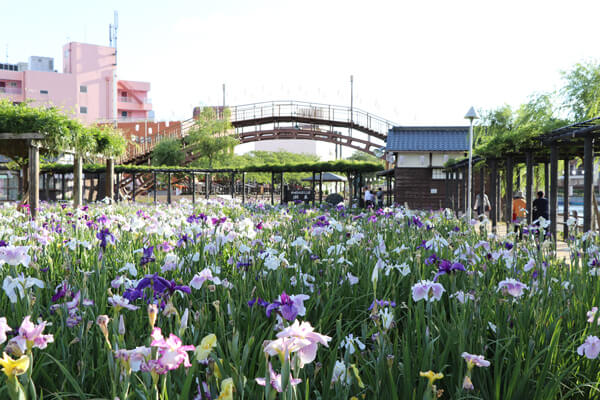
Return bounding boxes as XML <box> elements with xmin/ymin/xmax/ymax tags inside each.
<box><xmin>512</xmin><ymin>191</ymin><xmax>527</xmax><ymax>239</ymax></box>
<box><xmin>376</xmin><ymin>187</ymin><xmax>384</xmax><ymax>208</ymax></box>
<box><xmin>473</xmin><ymin>193</ymin><xmax>491</xmax><ymax>218</ymax></box>
<box><xmin>364</xmin><ymin>186</ymin><xmax>374</xmax><ymax>208</ymax></box>
<box><xmin>532</xmin><ymin>191</ymin><xmax>549</xmax><ymax>222</ymax></box>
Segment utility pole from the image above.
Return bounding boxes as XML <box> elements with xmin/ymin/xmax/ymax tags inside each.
<box><xmin>110</xmin><ymin>11</ymin><xmax>118</xmax><ymax>125</ymax></box>
<box><xmin>346</xmin><ymin>74</ymin><xmax>354</xmax><ymax>160</ymax></box>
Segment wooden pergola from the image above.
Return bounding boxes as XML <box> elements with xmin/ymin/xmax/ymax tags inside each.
<box><xmin>445</xmin><ymin>116</ymin><xmax>600</xmax><ymax>238</ymax></box>
<box><xmin>0</xmin><ymin>132</ymin><xmax>45</xmax><ymax>219</ymax></box>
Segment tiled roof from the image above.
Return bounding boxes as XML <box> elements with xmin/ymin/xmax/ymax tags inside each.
<box><xmin>386</xmin><ymin>126</ymin><xmax>469</xmax><ymax>152</ymax></box>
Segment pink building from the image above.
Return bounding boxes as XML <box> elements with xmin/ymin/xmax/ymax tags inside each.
<box><xmin>0</xmin><ymin>42</ymin><xmax>152</xmax><ymax>124</ymax></box>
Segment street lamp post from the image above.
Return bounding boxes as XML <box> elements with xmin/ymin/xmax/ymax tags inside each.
<box><xmin>464</xmin><ymin>106</ymin><xmax>479</xmax><ymax>221</ymax></box>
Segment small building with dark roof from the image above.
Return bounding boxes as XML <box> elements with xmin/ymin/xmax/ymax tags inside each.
<box><xmin>385</xmin><ymin>126</ymin><xmax>469</xmax><ymax>210</ymax></box>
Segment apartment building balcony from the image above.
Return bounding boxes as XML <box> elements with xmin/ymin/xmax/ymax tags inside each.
<box><xmin>0</xmin><ymin>86</ymin><xmax>24</xmax><ymax>103</ymax></box>
<box><xmin>118</xmin><ymin>96</ymin><xmax>152</xmax><ymax>111</ymax></box>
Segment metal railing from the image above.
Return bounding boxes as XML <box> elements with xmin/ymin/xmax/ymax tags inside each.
<box><xmin>119</xmin><ymin>96</ymin><xmax>152</xmax><ymax>104</ymax></box>
<box><xmin>230</xmin><ymin>100</ymin><xmax>396</xmax><ymax>136</ymax></box>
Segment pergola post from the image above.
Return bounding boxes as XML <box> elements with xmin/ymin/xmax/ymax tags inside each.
<box><xmin>280</xmin><ymin>172</ymin><xmax>284</xmax><ymax>204</ymax></box>
<box><xmin>505</xmin><ymin>156</ymin><xmax>513</xmax><ymax>224</ymax></box>
<box><xmin>544</xmin><ymin>162</ymin><xmax>550</xmax><ymax>199</ymax></box>
<box><xmin>191</xmin><ymin>173</ymin><xmax>195</xmax><ymax>204</ymax></box>
<box><xmin>584</xmin><ymin>136</ymin><xmax>594</xmax><ymax>232</ymax></box>
<box><xmin>232</xmin><ymin>172</ymin><xmax>236</xmax><ymax>200</ymax></box>
<box><xmin>105</xmin><ymin>158</ymin><xmax>115</xmax><ymax>201</ymax></box>
<box><xmin>453</xmin><ymin>171</ymin><xmax>459</xmax><ymax>212</ymax></box>
<box><xmin>479</xmin><ymin>165</ymin><xmax>485</xmax><ymax>213</ymax></box>
<box><xmin>563</xmin><ymin>156</ymin><xmax>570</xmax><ymax>239</ymax></box>
<box><xmin>116</xmin><ymin>173</ymin><xmax>120</xmax><ymax>202</ymax></box>
<box><xmin>73</xmin><ymin>155</ymin><xmax>83</xmax><ymax>208</ymax></box>
<box><xmin>489</xmin><ymin>159</ymin><xmax>497</xmax><ymax>231</ymax></box>
<box><xmin>28</xmin><ymin>141</ymin><xmax>39</xmax><ymax>219</ymax></box>
<box><xmin>462</xmin><ymin>166</ymin><xmax>468</xmax><ymax>215</ymax></box>
<box><xmin>348</xmin><ymin>173</ymin><xmax>353</xmax><ymax>208</ymax></box>
<box><xmin>271</xmin><ymin>172</ymin><xmax>275</xmax><ymax>205</ymax></box>
<box><xmin>167</xmin><ymin>173</ymin><xmax>172</xmax><ymax>205</ymax></box>
<box><xmin>525</xmin><ymin>152</ymin><xmax>533</xmax><ymax>225</ymax></box>
<box><xmin>550</xmin><ymin>145</ymin><xmax>559</xmax><ymax>238</ymax></box>
<box><xmin>311</xmin><ymin>172</ymin><xmax>316</xmax><ymax>207</ymax></box>
<box><xmin>132</xmin><ymin>172</ymin><xmax>136</xmax><ymax>202</ymax></box>
<box><xmin>445</xmin><ymin>171</ymin><xmax>450</xmax><ymax>209</ymax></box>
<box><xmin>242</xmin><ymin>172</ymin><xmax>246</xmax><ymax>204</ymax></box>
<box><xmin>205</xmin><ymin>173</ymin><xmax>209</xmax><ymax>199</ymax></box>
<box><xmin>319</xmin><ymin>172</ymin><xmax>323</xmax><ymax>204</ymax></box>
<box><xmin>153</xmin><ymin>172</ymin><xmax>158</xmax><ymax>204</ymax></box>
<box><xmin>61</xmin><ymin>173</ymin><xmax>66</xmax><ymax>200</ymax></box>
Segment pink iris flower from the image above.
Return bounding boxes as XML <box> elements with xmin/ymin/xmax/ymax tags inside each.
<box><xmin>497</xmin><ymin>278</ymin><xmax>528</xmax><ymax>298</ymax></box>
<box><xmin>578</xmin><ymin>335</ymin><xmax>600</xmax><ymax>359</ymax></box>
<box><xmin>411</xmin><ymin>280</ymin><xmax>445</xmax><ymax>302</ymax></box>
<box><xmin>255</xmin><ymin>362</ymin><xmax>302</xmax><ymax>392</ymax></box>
<box><xmin>150</xmin><ymin>327</ymin><xmax>195</xmax><ymax>371</ymax></box>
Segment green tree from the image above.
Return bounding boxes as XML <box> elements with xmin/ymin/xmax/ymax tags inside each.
<box><xmin>187</xmin><ymin>107</ymin><xmax>239</xmax><ymax>168</ymax></box>
<box><xmin>347</xmin><ymin>151</ymin><xmax>384</xmax><ymax>164</ymax></box>
<box><xmin>561</xmin><ymin>60</ymin><xmax>600</xmax><ymax>120</ymax></box>
<box><xmin>151</xmin><ymin>138</ymin><xmax>185</xmax><ymax>166</ymax></box>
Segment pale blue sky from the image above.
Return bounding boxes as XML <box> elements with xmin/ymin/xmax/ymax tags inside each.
<box><xmin>3</xmin><ymin>0</ymin><xmax>600</xmax><ymax>124</ymax></box>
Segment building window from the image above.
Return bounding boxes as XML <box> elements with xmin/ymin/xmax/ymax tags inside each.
<box><xmin>80</xmin><ymin>106</ymin><xmax>88</xmax><ymax>114</ymax></box>
<box><xmin>40</xmin><ymin>90</ymin><xmax>48</xmax><ymax>94</ymax></box>
<box><xmin>121</xmin><ymin>111</ymin><xmax>128</xmax><ymax>117</ymax></box>
<box><xmin>432</xmin><ymin>169</ymin><xmax>447</xmax><ymax>180</ymax></box>
<box><xmin>9</xmin><ymin>82</ymin><xmax>17</xmax><ymax>87</ymax></box>
<box><xmin>80</xmin><ymin>85</ymin><xmax>87</xmax><ymax>93</ymax></box>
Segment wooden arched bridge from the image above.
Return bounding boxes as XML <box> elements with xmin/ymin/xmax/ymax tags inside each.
<box><xmin>121</xmin><ymin>100</ymin><xmax>395</xmax><ymax>165</ymax></box>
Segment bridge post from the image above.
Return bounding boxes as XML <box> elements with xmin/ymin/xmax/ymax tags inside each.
<box><xmin>242</xmin><ymin>172</ymin><xmax>246</xmax><ymax>204</ymax></box>
<box><xmin>191</xmin><ymin>173</ymin><xmax>195</xmax><ymax>204</ymax></box>
<box><xmin>205</xmin><ymin>173</ymin><xmax>209</xmax><ymax>200</ymax></box>
<box><xmin>319</xmin><ymin>172</ymin><xmax>323</xmax><ymax>204</ymax></box>
<box><xmin>167</xmin><ymin>173</ymin><xmax>172</xmax><ymax>205</ymax></box>
<box><xmin>271</xmin><ymin>172</ymin><xmax>275</xmax><ymax>206</ymax></box>
<box><xmin>153</xmin><ymin>172</ymin><xmax>157</xmax><ymax>204</ymax></box>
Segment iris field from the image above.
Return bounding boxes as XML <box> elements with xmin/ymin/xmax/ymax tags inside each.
<box><xmin>0</xmin><ymin>199</ymin><xmax>598</xmax><ymax>399</ymax></box>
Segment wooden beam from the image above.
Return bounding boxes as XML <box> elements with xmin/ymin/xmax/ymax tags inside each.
<box><xmin>563</xmin><ymin>156</ymin><xmax>569</xmax><ymax>239</ymax></box>
<box><xmin>271</xmin><ymin>172</ymin><xmax>275</xmax><ymax>205</ymax></box>
<box><xmin>105</xmin><ymin>158</ymin><xmax>115</xmax><ymax>201</ymax></box>
<box><xmin>73</xmin><ymin>155</ymin><xmax>83</xmax><ymax>207</ymax></box>
<box><xmin>312</xmin><ymin>172</ymin><xmax>316</xmax><ymax>207</ymax></box>
<box><xmin>526</xmin><ymin>152</ymin><xmax>533</xmax><ymax>225</ymax></box>
<box><xmin>242</xmin><ymin>172</ymin><xmax>246</xmax><ymax>204</ymax></box>
<box><xmin>550</xmin><ymin>145</ymin><xmax>558</xmax><ymax>238</ymax></box>
<box><xmin>584</xmin><ymin>136</ymin><xmax>594</xmax><ymax>231</ymax></box>
<box><xmin>0</xmin><ymin>132</ymin><xmax>45</xmax><ymax>140</ymax></box>
<box><xmin>490</xmin><ymin>159</ymin><xmax>497</xmax><ymax>231</ymax></box>
<box><xmin>167</xmin><ymin>173</ymin><xmax>172</xmax><ymax>204</ymax></box>
<box><xmin>28</xmin><ymin>141</ymin><xmax>39</xmax><ymax>219</ymax></box>
<box><xmin>191</xmin><ymin>173</ymin><xmax>195</xmax><ymax>204</ymax></box>
<box><xmin>319</xmin><ymin>172</ymin><xmax>323</xmax><ymax>204</ymax></box>
<box><xmin>505</xmin><ymin>156</ymin><xmax>513</xmax><ymax>224</ymax></box>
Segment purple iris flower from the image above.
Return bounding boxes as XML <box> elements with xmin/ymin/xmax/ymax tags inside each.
<box><xmin>211</xmin><ymin>217</ymin><xmax>227</xmax><ymax>226</ymax></box>
<box><xmin>504</xmin><ymin>242</ymin><xmax>514</xmax><ymax>250</ymax></box>
<box><xmin>256</xmin><ymin>221</ymin><xmax>263</xmax><ymax>230</ymax></box>
<box><xmin>97</xmin><ymin>214</ymin><xmax>109</xmax><ymax>224</ymax></box>
<box><xmin>433</xmin><ymin>260</ymin><xmax>466</xmax><ymax>281</ymax></box>
<box><xmin>411</xmin><ymin>216</ymin><xmax>423</xmax><ymax>228</ymax></box>
<box><xmin>265</xmin><ymin>291</ymin><xmax>301</xmax><ymax>321</ymax></box>
<box><xmin>51</xmin><ymin>282</ymin><xmax>68</xmax><ymax>303</ymax></box>
<box><xmin>248</xmin><ymin>297</ymin><xmax>269</xmax><ymax>308</ymax></box>
<box><xmin>368</xmin><ymin>215</ymin><xmax>377</xmax><ymax>223</ymax></box>
<box><xmin>368</xmin><ymin>299</ymin><xmax>397</xmax><ymax>311</ymax></box>
<box><xmin>0</xmin><ymin>240</ymin><xmax>7</xmax><ymax>247</ymax></box>
<box><xmin>177</xmin><ymin>234</ymin><xmax>190</xmax><ymax>248</ymax></box>
<box><xmin>417</xmin><ymin>240</ymin><xmax>430</xmax><ymax>250</ymax></box>
<box><xmin>425</xmin><ymin>253</ymin><xmax>438</xmax><ymax>265</ymax></box>
<box><xmin>140</xmin><ymin>246</ymin><xmax>155</xmax><ymax>266</ymax></box>
<box><xmin>96</xmin><ymin>228</ymin><xmax>115</xmax><ymax>249</ymax></box>
<box><xmin>123</xmin><ymin>273</ymin><xmax>190</xmax><ymax>303</ymax></box>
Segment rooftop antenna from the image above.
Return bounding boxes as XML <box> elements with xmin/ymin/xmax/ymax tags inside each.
<box><xmin>109</xmin><ymin>11</ymin><xmax>118</xmax><ymax>125</ymax></box>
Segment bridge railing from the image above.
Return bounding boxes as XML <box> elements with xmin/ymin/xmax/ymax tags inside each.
<box><xmin>230</xmin><ymin>101</ymin><xmax>395</xmax><ymax>136</ymax></box>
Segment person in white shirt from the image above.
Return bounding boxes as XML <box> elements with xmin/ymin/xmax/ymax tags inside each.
<box><xmin>364</xmin><ymin>186</ymin><xmax>374</xmax><ymax>208</ymax></box>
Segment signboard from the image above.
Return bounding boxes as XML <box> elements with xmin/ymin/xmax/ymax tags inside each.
<box><xmin>284</xmin><ymin>189</ymin><xmax>314</xmax><ymax>203</ymax></box>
